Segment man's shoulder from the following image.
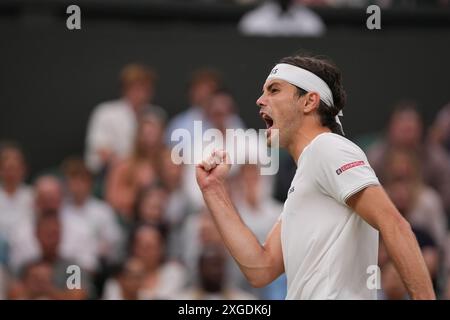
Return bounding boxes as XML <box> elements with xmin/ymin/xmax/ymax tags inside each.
<box><xmin>167</xmin><ymin>109</ymin><xmax>187</xmax><ymax>128</ymax></box>
<box><xmin>167</xmin><ymin>107</ymin><xmax>201</xmax><ymax>132</ymax></box>
<box><xmin>310</xmin><ymin>133</ymin><xmax>363</xmax><ymax>155</ymax></box>
<box><xmin>86</xmin><ymin>197</ymin><xmax>115</xmax><ymax>218</ymax></box>
<box><xmin>91</xmin><ymin>99</ymin><xmax>128</xmax><ymax>117</ymax></box>
<box><xmin>304</xmin><ymin>133</ymin><xmax>370</xmax><ymax>173</ymax></box>
<box><xmin>0</xmin><ymin>184</ymin><xmax>33</xmax><ymax>201</ymax></box>
<box><xmin>144</xmin><ymin>104</ymin><xmax>168</xmax><ymax>121</ymax></box>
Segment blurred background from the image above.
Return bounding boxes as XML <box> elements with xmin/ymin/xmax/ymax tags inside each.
<box><xmin>0</xmin><ymin>0</ymin><xmax>449</xmax><ymax>300</ymax></box>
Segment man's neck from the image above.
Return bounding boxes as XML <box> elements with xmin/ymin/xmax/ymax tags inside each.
<box><xmin>1</xmin><ymin>182</ymin><xmax>20</xmax><ymax>196</ymax></box>
<box><xmin>287</xmin><ymin>125</ymin><xmax>331</xmax><ymax>164</ymax></box>
<box><xmin>191</xmin><ymin>103</ymin><xmax>206</xmax><ymax>112</ymax></box>
<box><xmin>72</xmin><ymin>196</ymin><xmax>88</xmax><ymax>207</ymax></box>
<box><xmin>124</xmin><ymin>98</ymin><xmax>145</xmax><ymax>114</ymax></box>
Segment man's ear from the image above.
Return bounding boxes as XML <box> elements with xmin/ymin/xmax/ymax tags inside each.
<box><xmin>303</xmin><ymin>92</ymin><xmax>321</xmax><ymax>114</ymax></box>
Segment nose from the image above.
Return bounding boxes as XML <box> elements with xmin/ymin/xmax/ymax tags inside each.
<box><xmin>256</xmin><ymin>93</ymin><xmax>266</xmax><ymax>108</ymax></box>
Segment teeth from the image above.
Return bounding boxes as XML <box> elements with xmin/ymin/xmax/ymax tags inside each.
<box><xmin>261</xmin><ymin>113</ymin><xmax>273</xmax><ymax>129</ymax></box>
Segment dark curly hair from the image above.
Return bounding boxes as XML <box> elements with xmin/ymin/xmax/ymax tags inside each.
<box><xmin>278</xmin><ymin>54</ymin><xmax>347</xmax><ymax>135</ymax></box>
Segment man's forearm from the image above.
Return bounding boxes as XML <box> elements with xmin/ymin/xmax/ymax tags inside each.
<box><xmin>201</xmin><ymin>183</ymin><xmax>277</xmax><ymax>286</ymax></box>
<box><xmin>382</xmin><ymin>217</ymin><xmax>436</xmax><ymax>299</ymax></box>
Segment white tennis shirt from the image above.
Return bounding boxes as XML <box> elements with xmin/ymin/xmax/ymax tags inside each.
<box><xmin>280</xmin><ymin>132</ymin><xmax>380</xmax><ymax>299</ymax></box>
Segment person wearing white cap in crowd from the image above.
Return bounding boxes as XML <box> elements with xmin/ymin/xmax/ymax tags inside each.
<box><xmin>195</xmin><ymin>54</ymin><xmax>435</xmax><ymax>300</ymax></box>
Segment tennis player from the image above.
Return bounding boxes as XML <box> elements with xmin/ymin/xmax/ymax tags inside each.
<box><xmin>196</xmin><ymin>54</ymin><xmax>435</xmax><ymax>300</ymax></box>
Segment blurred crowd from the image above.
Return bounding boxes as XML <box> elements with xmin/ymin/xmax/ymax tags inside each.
<box><xmin>236</xmin><ymin>0</ymin><xmax>450</xmax><ymax>37</ymax></box>
<box><xmin>0</xmin><ymin>63</ymin><xmax>449</xmax><ymax>300</ymax></box>
<box><xmin>205</xmin><ymin>0</ymin><xmax>450</xmax><ymax>8</ymax></box>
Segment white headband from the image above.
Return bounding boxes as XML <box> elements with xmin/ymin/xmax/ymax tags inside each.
<box><xmin>266</xmin><ymin>63</ymin><xmax>344</xmax><ymax>131</ymax></box>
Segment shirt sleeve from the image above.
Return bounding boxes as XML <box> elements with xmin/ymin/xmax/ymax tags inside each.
<box><xmin>86</xmin><ymin>106</ymin><xmax>114</xmax><ymax>151</ymax></box>
<box><xmin>312</xmin><ymin>136</ymin><xmax>380</xmax><ymax>205</ymax></box>
<box><xmin>85</xmin><ymin>105</ymin><xmax>113</xmax><ymax>172</ymax></box>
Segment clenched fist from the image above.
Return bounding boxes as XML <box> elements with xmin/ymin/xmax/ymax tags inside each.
<box><xmin>196</xmin><ymin>149</ymin><xmax>231</xmax><ymax>191</ymax></box>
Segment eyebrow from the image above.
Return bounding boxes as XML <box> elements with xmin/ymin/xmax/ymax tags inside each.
<box><xmin>262</xmin><ymin>81</ymin><xmax>280</xmax><ymax>94</ymax></box>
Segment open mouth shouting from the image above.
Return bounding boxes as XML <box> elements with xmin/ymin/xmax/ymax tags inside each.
<box><xmin>260</xmin><ymin>111</ymin><xmax>274</xmax><ymax>138</ymax></box>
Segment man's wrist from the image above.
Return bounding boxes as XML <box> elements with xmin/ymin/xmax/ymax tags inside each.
<box><xmin>201</xmin><ymin>178</ymin><xmax>227</xmax><ymax>195</ymax></box>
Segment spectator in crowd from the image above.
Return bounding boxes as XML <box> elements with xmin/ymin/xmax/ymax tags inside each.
<box><xmin>181</xmin><ymin>207</ymin><xmax>225</xmax><ymax>283</ymax></box>
<box><xmin>34</xmin><ymin>176</ymin><xmax>64</xmax><ymax>215</ymax></box>
<box><xmin>382</xmin><ymin>149</ymin><xmax>449</xmax><ymax>296</ymax></box>
<box><xmin>176</xmin><ymin>245</ymin><xmax>256</xmax><ymax>300</ymax></box>
<box><xmin>205</xmin><ymin>89</ymin><xmax>243</xmax><ymax>136</ymax></box>
<box><xmin>175</xmin><ymin>89</ymin><xmax>246</xmax><ymax>212</ymax></box>
<box><xmin>382</xmin><ymin>149</ymin><xmax>447</xmax><ymax>252</ymax></box>
<box><xmin>9</xmin><ymin>175</ymin><xmax>98</xmax><ymax>274</ymax></box>
<box><xmin>368</xmin><ymin>102</ymin><xmax>450</xmax><ymax>218</ymax></box>
<box><xmin>158</xmin><ymin>150</ymin><xmax>192</xmax><ymax>260</ymax></box>
<box><xmin>8</xmin><ymin>261</ymin><xmax>55</xmax><ymax>300</ymax></box>
<box><xmin>232</xmin><ymin>164</ymin><xmax>281</xmax><ymax>244</ymax></box>
<box><xmin>106</xmin><ymin>110</ymin><xmax>167</xmax><ymax>220</ymax></box>
<box><xmin>8</xmin><ymin>211</ymin><xmax>89</xmax><ymax>299</ymax></box>
<box><xmin>61</xmin><ymin>157</ymin><xmax>123</xmax><ymax>266</ymax></box>
<box><xmin>8</xmin><ymin>175</ymin><xmax>64</xmax><ymax>272</ymax></box>
<box><xmin>0</xmin><ymin>142</ymin><xmax>33</xmax><ymax>242</ymax></box>
<box><xmin>204</xmin><ymin>89</ymin><xmax>248</xmax><ymax>169</ymax></box>
<box><xmin>102</xmin><ymin>257</ymin><xmax>146</xmax><ymax>300</ymax></box>
<box><xmin>429</xmin><ymin>102</ymin><xmax>450</xmax><ymax>156</ymax></box>
<box><xmin>108</xmin><ymin>224</ymin><xmax>187</xmax><ymax>299</ymax></box>
<box><xmin>158</xmin><ymin>149</ymin><xmax>191</xmax><ymax>225</ymax></box>
<box><xmin>133</xmin><ymin>184</ymin><xmax>169</xmax><ymax>233</ymax></box>
<box><xmin>379</xmin><ymin>228</ymin><xmax>440</xmax><ymax>299</ymax></box>
<box><xmin>231</xmin><ymin>164</ymin><xmax>286</xmax><ymax>299</ymax></box>
<box><xmin>238</xmin><ymin>0</ymin><xmax>326</xmax><ymax>37</ymax></box>
<box><xmin>166</xmin><ymin>68</ymin><xmax>222</xmax><ymax>148</ymax></box>
<box><xmin>85</xmin><ymin>64</ymin><xmax>165</xmax><ymax>178</ymax></box>
<box><xmin>181</xmin><ymin>206</ymin><xmax>254</xmax><ymax>294</ymax></box>
<box><xmin>413</xmin><ymin>229</ymin><xmax>441</xmax><ymax>291</ymax></box>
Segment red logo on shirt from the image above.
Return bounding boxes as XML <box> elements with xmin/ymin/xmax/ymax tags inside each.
<box><xmin>336</xmin><ymin>160</ymin><xmax>365</xmax><ymax>175</ymax></box>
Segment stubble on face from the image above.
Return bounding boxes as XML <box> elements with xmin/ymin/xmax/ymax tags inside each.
<box><xmin>260</xmin><ymin>80</ymin><xmax>304</xmax><ymax>149</ymax></box>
